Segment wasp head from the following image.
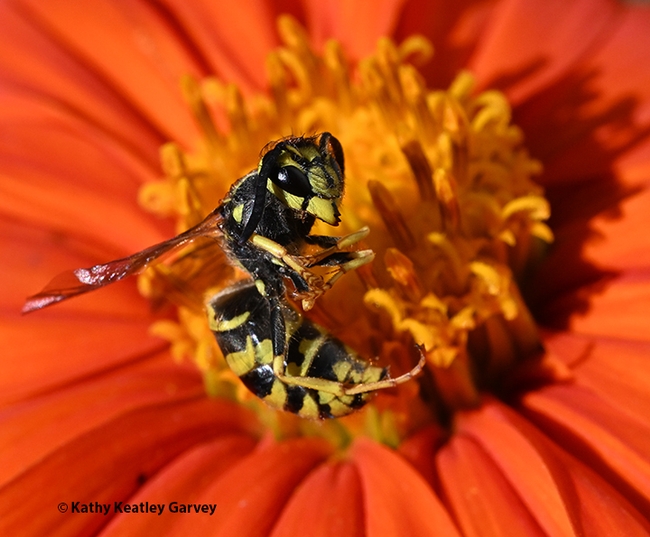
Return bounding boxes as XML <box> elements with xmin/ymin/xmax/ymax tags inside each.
<box><xmin>262</xmin><ymin>132</ymin><xmax>345</xmax><ymax>225</ymax></box>
<box><xmin>238</xmin><ymin>132</ymin><xmax>346</xmax><ymax>243</ymax></box>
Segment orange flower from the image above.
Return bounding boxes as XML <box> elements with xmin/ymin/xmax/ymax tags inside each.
<box><xmin>2</xmin><ymin>1</ymin><xmax>650</xmax><ymax>536</ymax></box>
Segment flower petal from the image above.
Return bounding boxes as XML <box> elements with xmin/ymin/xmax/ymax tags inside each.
<box><xmin>455</xmin><ymin>402</ymin><xmax>578</xmax><ymax>536</ymax></box>
<box><xmin>0</xmin><ymin>96</ymin><xmax>168</xmax><ymax>251</ymax></box>
<box><xmin>163</xmin><ymin>437</ymin><xmax>333</xmax><ymax>536</ymax></box>
<box><xmin>584</xmin><ymin>188</ymin><xmax>650</xmax><ymax>271</ymax></box>
<box><xmin>270</xmin><ymin>461</ymin><xmax>364</xmax><ymax>537</ymax></box>
<box><xmin>568</xmin><ymin>274</ymin><xmax>650</xmax><ymax>342</ymax></box>
<box><xmin>304</xmin><ymin>0</ymin><xmax>405</xmax><ymax>59</ymax></box>
<box><xmin>351</xmin><ymin>438</ymin><xmax>461</xmax><ymax>537</ymax></box>
<box><xmin>0</xmin><ymin>355</ymin><xmax>203</xmax><ymax>486</ymax></box>
<box><xmin>554</xmin><ymin>449</ymin><xmax>650</xmax><ymax>537</ymax></box>
<box><xmin>5</xmin><ymin>0</ymin><xmax>200</xmax><ymax>146</ymax></box>
<box><xmin>522</xmin><ymin>383</ymin><xmax>650</xmax><ymax>515</ymax></box>
<box><xmin>512</xmin><ymin>4</ymin><xmax>650</xmax><ymax>184</ymax></box>
<box><xmin>398</xmin><ymin>424</ymin><xmax>446</xmax><ymax>487</ymax></box>
<box><xmin>0</xmin><ymin>313</ymin><xmax>164</xmax><ymax>406</ymax></box>
<box><xmin>437</xmin><ymin>434</ymin><xmax>546</xmax><ymax>537</ymax></box>
<box><xmin>1</xmin><ymin>212</ymin><xmax>162</xmax><ymax>312</ymax></box>
<box><xmin>469</xmin><ymin>0</ymin><xmax>620</xmax><ymax>104</ymax></box>
<box><xmin>1</xmin><ymin>217</ymin><xmax>169</xmax><ymax>403</ymax></box>
<box><xmin>0</xmin><ymin>3</ymin><xmax>165</xmax><ymax>161</ymax></box>
<box><xmin>456</xmin><ymin>400</ymin><xmax>650</xmax><ymax>536</ymax></box>
<box><xmin>0</xmin><ymin>396</ymin><xmax>256</xmax><ymax>537</ymax></box>
<box><xmin>3</xmin><ymin>235</ymin><xmax>162</xmax><ymax>391</ymax></box>
<box><xmin>548</xmin><ymin>5</ymin><xmax>650</xmax><ymax>183</ymax></box>
<box><xmin>160</xmin><ymin>0</ymin><xmax>284</xmax><ymax>90</ymax></box>
<box><xmin>395</xmin><ymin>0</ymin><xmax>499</xmax><ymax>86</ymax></box>
<box><xmin>99</xmin><ymin>435</ymin><xmax>257</xmax><ymax>536</ymax></box>
<box><xmin>571</xmin><ymin>335</ymin><xmax>650</xmax><ymax>424</ymax></box>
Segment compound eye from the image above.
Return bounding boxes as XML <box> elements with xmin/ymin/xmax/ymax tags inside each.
<box><xmin>274</xmin><ymin>165</ymin><xmax>313</xmax><ymax>197</ymax></box>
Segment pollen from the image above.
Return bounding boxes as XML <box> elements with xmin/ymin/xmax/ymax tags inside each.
<box><xmin>138</xmin><ymin>16</ymin><xmax>553</xmax><ymax>426</ymax></box>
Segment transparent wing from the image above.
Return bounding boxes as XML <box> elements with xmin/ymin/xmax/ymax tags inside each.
<box><xmin>23</xmin><ymin>209</ymin><xmax>224</xmax><ymax>313</ymax></box>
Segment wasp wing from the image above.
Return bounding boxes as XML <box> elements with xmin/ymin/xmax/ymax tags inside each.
<box><xmin>23</xmin><ymin>210</ymin><xmax>224</xmax><ymax>313</ymax></box>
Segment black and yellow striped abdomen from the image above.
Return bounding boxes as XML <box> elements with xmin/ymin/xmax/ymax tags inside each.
<box><xmin>207</xmin><ymin>282</ymin><xmax>387</xmax><ymax>419</ymax></box>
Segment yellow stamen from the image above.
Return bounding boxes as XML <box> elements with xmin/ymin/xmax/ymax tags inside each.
<box><xmin>367</xmin><ymin>180</ymin><xmax>416</xmax><ymax>250</ymax></box>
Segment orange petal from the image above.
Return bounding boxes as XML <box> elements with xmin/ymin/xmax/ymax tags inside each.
<box><xmin>351</xmin><ymin>437</ymin><xmax>461</xmax><ymax>537</ymax></box>
<box><xmin>457</xmin><ymin>399</ymin><xmax>650</xmax><ymax>536</ymax></box>
<box><xmin>0</xmin><ymin>4</ymin><xmax>166</xmax><ymax>159</ymax></box>
<box><xmin>514</xmin><ymin>4</ymin><xmax>650</xmax><ymax>185</ymax></box>
<box><xmin>522</xmin><ymin>383</ymin><xmax>650</xmax><ymax>514</ymax></box>
<box><xmin>270</xmin><ymin>461</ymin><xmax>364</xmax><ymax>537</ymax></box>
<box><xmin>394</xmin><ymin>0</ymin><xmax>499</xmax><ymax>86</ymax></box>
<box><xmin>545</xmin><ymin>5</ymin><xmax>650</xmax><ymax>184</ymax></box>
<box><xmin>437</xmin><ymin>434</ymin><xmax>546</xmax><ymax>537</ymax></box>
<box><xmin>100</xmin><ymin>435</ymin><xmax>257</xmax><ymax>536</ymax></box>
<box><xmin>533</xmin><ymin>185</ymin><xmax>650</xmax><ymax>335</ymax></box>
<box><xmin>539</xmin><ymin>330</ymin><xmax>591</xmax><ymax>369</ymax></box>
<box><xmin>6</xmin><ymin>0</ymin><xmax>200</xmax><ymax>146</ymax></box>
<box><xmin>0</xmin><ymin>99</ymin><xmax>168</xmax><ymax>251</ymax></box>
<box><xmin>1</xmin><ymin>221</ymin><xmax>166</xmax><ymax>403</ymax></box>
<box><xmin>165</xmin><ymin>437</ymin><xmax>332</xmax><ymax>536</ymax></box>
<box><xmin>584</xmin><ymin>188</ymin><xmax>650</xmax><ymax>270</ymax></box>
<box><xmin>568</xmin><ymin>275</ymin><xmax>650</xmax><ymax>342</ymax></box>
<box><xmin>570</xmin><ymin>335</ymin><xmax>650</xmax><ymax>422</ymax></box>
<box><xmin>0</xmin><ymin>313</ymin><xmax>164</xmax><ymax>405</ymax></box>
<box><xmin>397</xmin><ymin>424</ymin><xmax>446</xmax><ymax>487</ymax></box>
<box><xmin>161</xmin><ymin>0</ymin><xmax>281</xmax><ymax>90</ymax></box>
<box><xmin>0</xmin><ymin>88</ymin><xmax>158</xmax><ymax>180</ymax></box>
<box><xmin>304</xmin><ymin>0</ymin><xmax>405</xmax><ymax>59</ymax></box>
<box><xmin>0</xmin><ymin>355</ymin><xmax>203</xmax><ymax>486</ymax></box>
<box><xmin>457</xmin><ymin>401</ymin><xmax>582</xmax><ymax>536</ymax></box>
<box><xmin>2</xmin><ymin>218</ymin><xmax>162</xmax><ymax>313</ymax></box>
<box><xmin>550</xmin><ymin>448</ymin><xmax>650</xmax><ymax>537</ymax></box>
<box><xmin>617</xmin><ymin>139</ymin><xmax>650</xmax><ymax>184</ymax></box>
<box><xmin>469</xmin><ymin>0</ymin><xmax>620</xmax><ymax>104</ymax></box>
<box><xmin>0</xmin><ymin>397</ymin><xmax>256</xmax><ymax>537</ymax></box>
<box><xmin>529</xmin><ymin>231</ymin><xmax>610</xmax><ymax>327</ymax></box>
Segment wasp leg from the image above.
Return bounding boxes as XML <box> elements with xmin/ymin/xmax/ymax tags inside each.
<box><xmin>250</xmin><ymin>233</ymin><xmax>326</xmax><ymax>295</ymax></box>
<box><xmin>343</xmin><ymin>349</ymin><xmax>426</xmax><ymax>395</ymax></box>
<box><xmin>301</xmin><ymin>228</ymin><xmax>374</xmax><ymax>292</ymax></box>
<box><xmin>296</xmin><ymin>249</ymin><xmax>375</xmax><ymax>311</ymax></box>
<box><xmin>250</xmin><ymin>232</ymin><xmax>374</xmax><ymax>310</ymax></box>
<box><xmin>272</xmin><ymin>347</ymin><xmax>426</xmax><ymax>397</ymax></box>
<box><xmin>302</xmin><ymin>227</ymin><xmax>370</xmax><ymax>264</ymax></box>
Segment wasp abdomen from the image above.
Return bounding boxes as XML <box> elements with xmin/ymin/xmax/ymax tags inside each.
<box><xmin>207</xmin><ymin>282</ymin><xmax>386</xmax><ymax>419</ymax></box>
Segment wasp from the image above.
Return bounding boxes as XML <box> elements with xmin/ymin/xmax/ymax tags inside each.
<box><xmin>23</xmin><ymin>133</ymin><xmax>425</xmax><ymax>418</ymax></box>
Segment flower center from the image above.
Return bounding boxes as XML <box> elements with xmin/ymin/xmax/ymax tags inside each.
<box><xmin>137</xmin><ymin>17</ymin><xmax>553</xmax><ymax>439</ymax></box>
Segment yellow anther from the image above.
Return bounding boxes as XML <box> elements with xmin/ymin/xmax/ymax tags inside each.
<box><xmin>420</xmin><ymin>293</ymin><xmax>448</xmax><ymax>315</ymax></box>
<box><xmin>364</xmin><ymin>288</ymin><xmax>404</xmax><ymax>329</ymax></box>
<box><xmin>532</xmin><ymin>221</ymin><xmax>554</xmax><ymax>242</ymax></box>
<box><xmin>398</xmin><ymin>35</ymin><xmax>434</xmax><ymax>66</ymax></box>
<box><xmin>472</xmin><ymin>91</ymin><xmax>511</xmax><ymax>131</ymax></box>
<box><xmin>448</xmin><ymin>71</ymin><xmax>475</xmax><ymax>102</ymax></box>
<box><xmin>180</xmin><ymin>74</ymin><xmax>220</xmax><ymax>146</ymax></box>
<box><xmin>385</xmin><ymin>247</ymin><xmax>423</xmax><ymax>302</ymax></box>
<box><xmin>450</xmin><ymin>307</ymin><xmax>476</xmax><ymax>331</ymax></box>
<box><xmin>368</xmin><ymin>180</ymin><xmax>416</xmax><ymax>250</ymax></box>
<box><xmin>502</xmin><ymin>195</ymin><xmax>551</xmax><ymax>221</ymax></box>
